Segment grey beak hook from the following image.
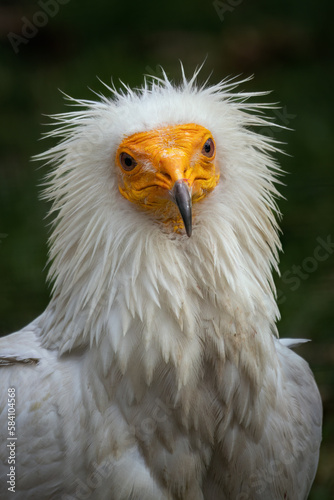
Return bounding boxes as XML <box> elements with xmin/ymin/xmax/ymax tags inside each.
<box><xmin>171</xmin><ymin>180</ymin><xmax>192</xmax><ymax>237</ymax></box>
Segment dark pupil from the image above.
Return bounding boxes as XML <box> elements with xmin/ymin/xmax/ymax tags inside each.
<box><xmin>204</xmin><ymin>141</ymin><xmax>211</xmax><ymax>152</ymax></box>
<box><xmin>124</xmin><ymin>156</ymin><xmax>133</xmax><ymax>167</ymax></box>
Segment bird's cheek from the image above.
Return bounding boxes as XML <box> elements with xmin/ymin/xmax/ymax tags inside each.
<box><xmin>118</xmin><ymin>173</ymin><xmax>169</xmax><ymax>210</ymax></box>
<box><xmin>191</xmin><ymin>168</ymin><xmax>220</xmax><ymax>204</ymax></box>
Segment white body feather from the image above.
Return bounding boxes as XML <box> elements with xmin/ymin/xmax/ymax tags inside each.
<box><xmin>0</xmin><ymin>70</ymin><xmax>322</xmax><ymax>499</ymax></box>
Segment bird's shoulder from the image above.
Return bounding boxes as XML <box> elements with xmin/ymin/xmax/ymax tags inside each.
<box><xmin>0</xmin><ymin>315</ymin><xmax>50</xmax><ymax>365</ymax></box>
<box><xmin>275</xmin><ymin>337</ymin><xmax>322</xmax><ymax>426</ymax></box>
<box><xmin>271</xmin><ymin>337</ymin><xmax>322</xmax><ymax>498</ymax></box>
<box><xmin>0</xmin><ymin>316</ymin><xmax>90</xmax><ymax>498</ymax></box>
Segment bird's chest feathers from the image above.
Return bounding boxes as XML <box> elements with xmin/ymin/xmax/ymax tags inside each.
<box><xmin>86</xmin><ymin>298</ymin><xmax>274</xmax><ymax>479</ymax></box>
<box><xmin>41</xmin><ymin>229</ymin><xmax>275</xmax><ymax>434</ymax></box>
<box><xmin>91</xmin><ymin>271</ymin><xmax>274</xmax><ymax>436</ymax></box>
<box><xmin>101</xmin><ymin>255</ymin><xmax>271</xmax><ymax>396</ymax></box>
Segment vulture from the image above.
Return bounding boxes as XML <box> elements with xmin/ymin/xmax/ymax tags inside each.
<box><xmin>0</xmin><ymin>68</ymin><xmax>322</xmax><ymax>499</ymax></box>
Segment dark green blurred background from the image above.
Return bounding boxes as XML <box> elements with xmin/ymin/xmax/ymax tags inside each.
<box><xmin>0</xmin><ymin>0</ymin><xmax>333</xmax><ymax>497</ymax></box>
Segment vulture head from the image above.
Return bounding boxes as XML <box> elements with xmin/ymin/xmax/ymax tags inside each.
<box><xmin>116</xmin><ymin>122</ymin><xmax>219</xmax><ymax>237</ymax></box>
<box><xmin>38</xmin><ymin>67</ymin><xmax>282</xmax><ymax>387</ymax></box>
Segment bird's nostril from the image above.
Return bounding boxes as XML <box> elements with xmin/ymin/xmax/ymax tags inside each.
<box><xmin>163</xmin><ymin>172</ymin><xmax>172</xmax><ymax>181</ymax></box>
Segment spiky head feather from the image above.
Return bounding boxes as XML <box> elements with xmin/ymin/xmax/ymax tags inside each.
<box><xmin>37</xmin><ymin>68</ymin><xmax>283</xmax><ymax>389</ymax></box>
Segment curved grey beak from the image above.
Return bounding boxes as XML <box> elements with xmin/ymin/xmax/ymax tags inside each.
<box><xmin>171</xmin><ymin>180</ymin><xmax>192</xmax><ymax>237</ymax></box>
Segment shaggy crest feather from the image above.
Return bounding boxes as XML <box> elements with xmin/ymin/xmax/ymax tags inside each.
<box><xmin>35</xmin><ymin>70</ymin><xmax>285</xmax><ymax>390</ymax></box>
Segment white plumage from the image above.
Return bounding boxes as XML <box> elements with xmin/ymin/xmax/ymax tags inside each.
<box><xmin>0</xmin><ymin>68</ymin><xmax>322</xmax><ymax>499</ymax></box>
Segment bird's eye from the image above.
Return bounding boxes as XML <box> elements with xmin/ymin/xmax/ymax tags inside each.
<box><xmin>120</xmin><ymin>152</ymin><xmax>137</xmax><ymax>171</ymax></box>
<box><xmin>202</xmin><ymin>138</ymin><xmax>215</xmax><ymax>158</ymax></box>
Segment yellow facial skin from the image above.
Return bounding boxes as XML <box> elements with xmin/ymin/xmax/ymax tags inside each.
<box><xmin>115</xmin><ymin>123</ymin><xmax>220</xmax><ymax>234</ymax></box>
